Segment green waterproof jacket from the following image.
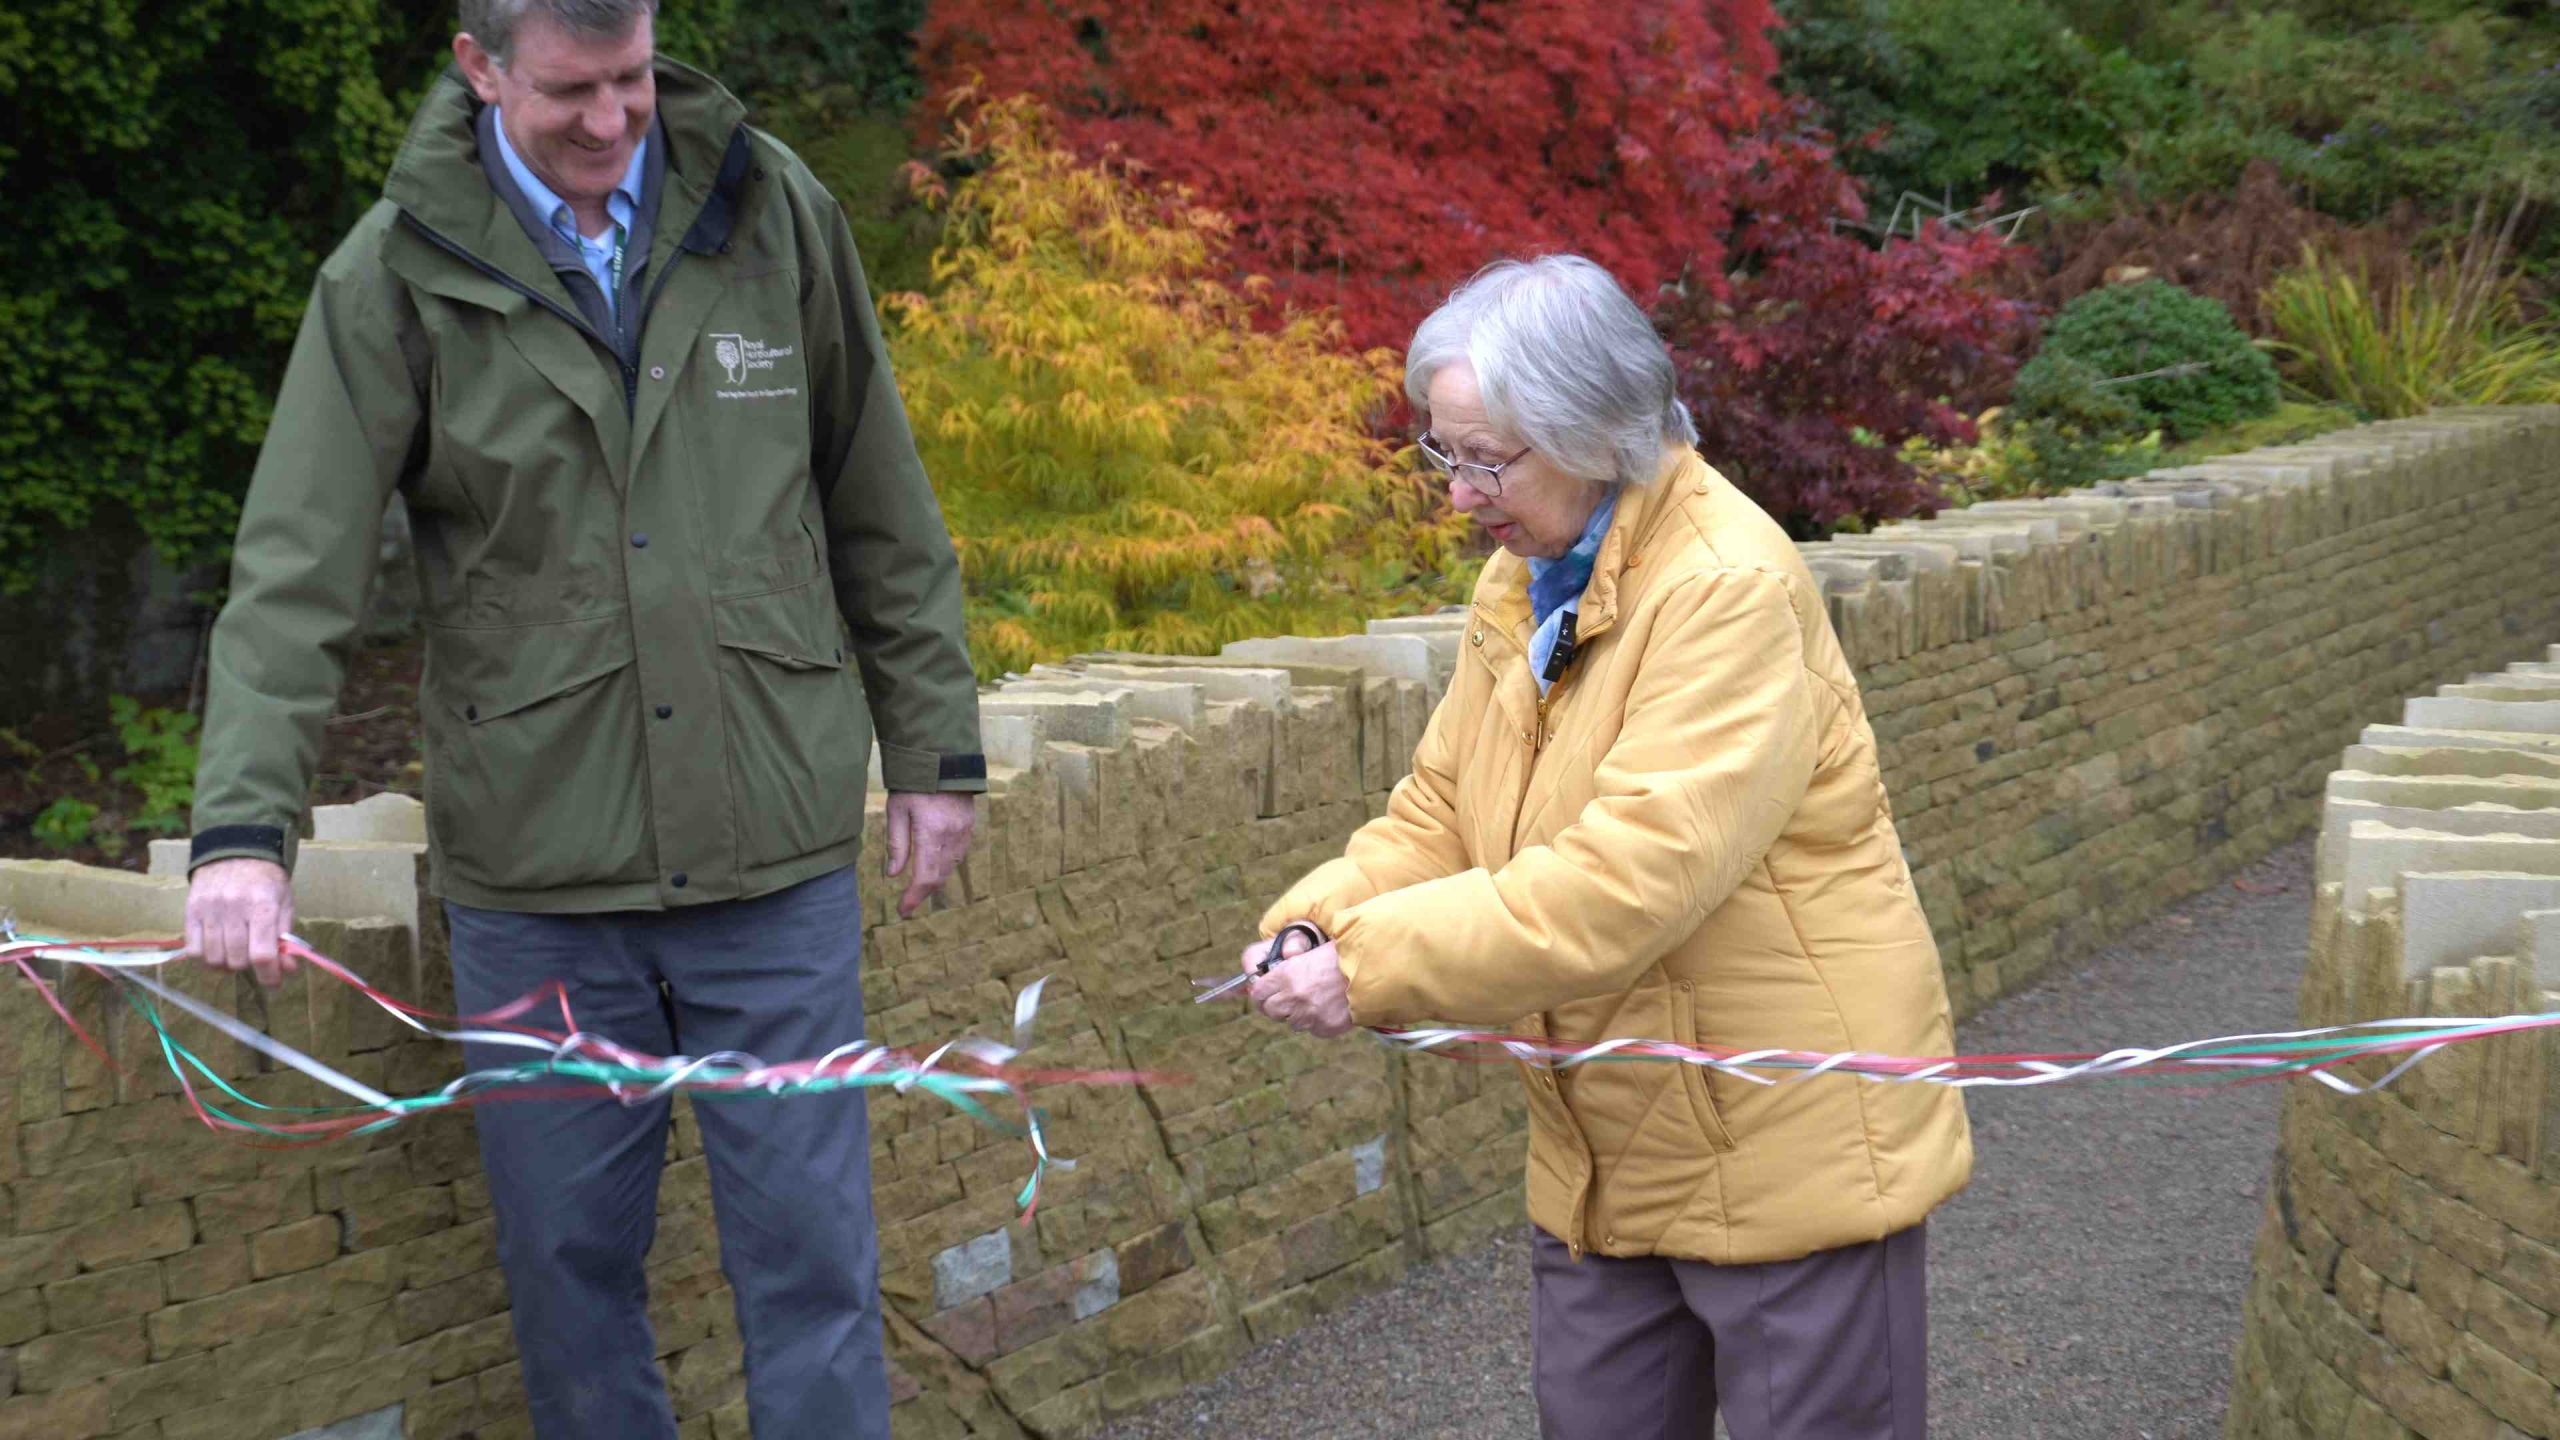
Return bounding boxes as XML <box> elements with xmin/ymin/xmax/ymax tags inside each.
<box><xmin>189</xmin><ymin>60</ymin><xmax>985</xmax><ymax>912</ymax></box>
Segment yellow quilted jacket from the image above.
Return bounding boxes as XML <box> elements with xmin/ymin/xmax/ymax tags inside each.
<box><xmin>1263</xmin><ymin>451</ymin><xmax>1972</xmax><ymax>1265</ymax></box>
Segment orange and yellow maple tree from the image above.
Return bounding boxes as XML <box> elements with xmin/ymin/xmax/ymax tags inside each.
<box><xmin>883</xmin><ymin>95</ymin><xmax>1477</xmax><ymax>680</ymax></box>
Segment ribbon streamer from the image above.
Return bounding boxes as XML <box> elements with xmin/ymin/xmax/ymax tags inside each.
<box><xmin>0</xmin><ymin>926</ymin><xmax>2540</xmax><ymax>1220</ymax></box>
<box><xmin>0</xmin><ymin>930</ymin><xmax>1152</xmax><ymax>1218</ymax></box>
<box><xmin>1364</xmin><ymin>1015</ymin><xmax>2541</xmax><ymax>1097</ymax></box>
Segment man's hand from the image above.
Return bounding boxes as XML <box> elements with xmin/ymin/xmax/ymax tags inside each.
<box><xmin>885</xmin><ymin>791</ymin><xmax>977</xmax><ymax>919</ymax></box>
<box><xmin>1249</xmin><ymin>936</ymin><xmax>1355</xmax><ymax>1039</ymax></box>
<box><xmin>181</xmin><ymin>857</ymin><xmax>298</xmax><ymax>989</ymax></box>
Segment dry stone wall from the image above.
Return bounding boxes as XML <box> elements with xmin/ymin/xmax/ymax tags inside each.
<box><xmin>0</xmin><ymin>406</ymin><xmax>2553</xmax><ymax>1439</ymax></box>
<box><xmin>2226</xmin><ymin>647</ymin><xmax>2560</xmax><ymax>1439</ymax></box>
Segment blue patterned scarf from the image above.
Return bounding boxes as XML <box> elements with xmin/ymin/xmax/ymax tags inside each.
<box><xmin>1525</xmin><ymin>490</ymin><xmax>1617</xmax><ymax>693</ymax></box>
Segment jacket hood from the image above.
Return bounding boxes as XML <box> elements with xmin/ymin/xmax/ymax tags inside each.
<box><xmin>381</xmin><ymin>55</ymin><xmax>749</xmax><ymax>251</ymax></box>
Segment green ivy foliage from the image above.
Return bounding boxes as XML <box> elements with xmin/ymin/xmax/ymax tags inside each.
<box><xmin>0</xmin><ymin>0</ymin><xmax>424</xmax><ymax>594</ymax></box>
<box><xmin>2125</xmin><ymin>8</ymin><xmax>2560</xmax><ymax>237</ymax></box>
<box><xmin>721</xmin><ymin>0</ymin><xmax>926</xmax><ymax>116</ymax></box>
<box><xmin>2032</xmin><ymin>280</ymin><xmax>2281</xmax><ymax>440</ymax></box>
<box><xmin>1775</xmin><ymin>0</ymin><xmax>2560</xmax><ymax>263</ymax></box>
<box><xmin>1773</xmin><ymin>0</ymin><xmax>2189</xmax><ymax>210</ymax></box>
<box><xmin>0</xmin><ymin>1</ymin><xmax>752</xmax><ymax>596</ymax></box>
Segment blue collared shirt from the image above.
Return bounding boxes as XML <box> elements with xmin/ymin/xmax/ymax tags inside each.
<box><xmin>491</xmin><ymin>109</ymin><xmax>646</xmax><ymax>322</ymax></box>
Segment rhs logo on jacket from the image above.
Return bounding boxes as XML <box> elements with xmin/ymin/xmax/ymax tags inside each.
<box><xmin>707</xmin><ymin>333</ymin><xmax>799</xmax><ymax>400</ymax></box>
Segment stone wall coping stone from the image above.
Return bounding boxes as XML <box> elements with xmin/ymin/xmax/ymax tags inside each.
<box><xmin>2359</xmin><ymin>723</ymin><xmax>2560</xmax><ymax>755</ymax></box>
<box><xmin>2318</xmin><ymin>798</ymin><xmax>2560</xmax><ymax>885</ymax></box>
<box><xmin>1014</xmin><ymin>672</ymin><xmax>1208</xmax><ymax>730</ymax></box>
<box><xmin>2402</xmin><ymin>871</ymin><xmax>2560</xmax><ymax>979</ymax></box>
<box><xmin>2404</xmin><ymin>696</ymin><xmax>2560</xmax><ymax>735</ymax></box>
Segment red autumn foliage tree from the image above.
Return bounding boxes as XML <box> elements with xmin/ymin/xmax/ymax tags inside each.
<box><xmin>1663</xmin><ymin>132</ymin><xmax>2037</xmax><ymax>534</ymax></box>
<box><xmin>919</xmin><ymin>0</ymin><xmax>2036</xmax><ymax>532</ymax></box>
<box><xmin>919</xmin><ymin>0</ymin><xmax>1787</xmax><ymax>354</ymax></box>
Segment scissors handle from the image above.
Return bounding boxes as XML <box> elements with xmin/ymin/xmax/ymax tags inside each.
<box><xmin>1191</xmin><ymin>921</ymin><xmax>1328</xmax><ymax>1004</ymax></box>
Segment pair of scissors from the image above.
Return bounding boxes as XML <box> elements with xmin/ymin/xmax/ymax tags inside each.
<box><xmin>1191</xmin><ymin>921</ymin><xmax>1328</xmax><ymax>1004</ymax></box>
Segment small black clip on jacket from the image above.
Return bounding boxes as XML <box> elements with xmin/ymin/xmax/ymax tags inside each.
<box><xmin>1542</xmin><ymin>610</ymin><xmax>1580</xmax><ymax>684</ymax></box>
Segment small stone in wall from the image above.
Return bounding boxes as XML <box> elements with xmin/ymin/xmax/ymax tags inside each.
<box><xmin>1354</xmin><ymin>1136</ymin><xmax>1388</xmax><ymax>1197</ymax></box>
<box><xmin>933</xmin><ymin>1230</ymin><xmax>1013</xmax><ymax>1311</ymax></box>
<box><xmin>1074</xmin><ymin>1248</ymin><xmax>1120</xmax><ymax>1319</ymax></box>
<box><xmin>283</xmin><ymin>1405</ymin><xmax>403</xmax><ymax>1440</ymax></box>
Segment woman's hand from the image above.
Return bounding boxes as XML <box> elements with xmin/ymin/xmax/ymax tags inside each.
<box><xmin>1235</xmin><ymin>924</ymin><xmax>1317</xmax><ymax>980</ymax></box>
<box><xmin>1249</xmin><ymin>938</ymin><xmax>1355</xmax><ymax>1039</ymax></box>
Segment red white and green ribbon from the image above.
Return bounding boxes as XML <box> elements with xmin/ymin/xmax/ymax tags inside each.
<box><xmin>0</xmin><ymin>931</ymin><xmax>1152</xmax><ymax>1216</ymax></box>
<box><xmin>1364</xmin><ymin>1017</ymin><xmax>2540</xmax><ymax>1096</ymax></box>
<box><xmin>0</xmin><ymin>929</ymin><xmax>2541</xmax><ymax>1217</ymax></box>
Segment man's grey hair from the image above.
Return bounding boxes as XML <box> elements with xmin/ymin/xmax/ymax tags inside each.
<box><xmin>1405</xmin><ymin>254</ymin><xmax>1698</xmax><ymax>487</ymax></box>
<box><xmin>463</xmin><ymin>0</ymin><xmax>658</xmax><ymax>66</ymax></box>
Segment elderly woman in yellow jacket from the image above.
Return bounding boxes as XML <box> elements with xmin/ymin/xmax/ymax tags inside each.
<box><xmin>1243</xmin><ymin>255</ymin><xmax>1972</xmax><ymax>1440</ymax></box>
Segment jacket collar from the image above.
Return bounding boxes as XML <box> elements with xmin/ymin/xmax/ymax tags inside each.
<box><xmin>474</xmin><ymin>102</ymin><xmax>668</xmax><ymax>342</ymax></box>
<box><xmin>382</xmin><ymin>57</ymin><xmax>751</xmax><ymax>289</ymax></box>
<box><xmin>1473</xmin><ymin>447</ymin><xmax>1705</xmax><ymax>650</ymax></box>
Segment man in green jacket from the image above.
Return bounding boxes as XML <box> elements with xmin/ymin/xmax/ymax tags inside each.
<box><xmin>181</xmin><ymin>3</ymin><xmax>983</xmax><ymax>1435</ymax></box>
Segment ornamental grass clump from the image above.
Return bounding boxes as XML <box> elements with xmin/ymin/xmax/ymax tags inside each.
<box><xmin>882</xmin><ymin>95</ymin><xmax>1474</xmax><ymax>681</ymax></box>
<box><xmin>2263</xmin><ymin>197</ymin><xmax>2560</xmax><ymax>419</ymax></box>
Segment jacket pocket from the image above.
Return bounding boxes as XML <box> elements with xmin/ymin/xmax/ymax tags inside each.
<box><xmin>712</xmin><ymin>578</ymin><xmax>869</xmax><ymax>868</ymax></box>
<box><xmin>1669</xmin><ymin>979</ymin><xmax>1739</xmax><ymax>1153</ymax></box>
<box><xmin>423</xmin><ymin>614</ymin><xmax>652</xmax><ymax>892</ymax></box>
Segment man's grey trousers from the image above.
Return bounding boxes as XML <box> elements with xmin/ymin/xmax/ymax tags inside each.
<box><xmin>446</xmin><ymin>865</ymin><xmax>889</xmax><ymax>1440</ymax></box>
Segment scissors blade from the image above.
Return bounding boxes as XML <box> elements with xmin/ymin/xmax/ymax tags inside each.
<box><xmin>1192</xmin><ymin>971</ymin><xmax>1255</xmax><ymax>1004</ymax></box>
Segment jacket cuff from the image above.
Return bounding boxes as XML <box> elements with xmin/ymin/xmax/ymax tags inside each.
<box><xmin>880</xmin><ymin>742</ymin><xmax>989</xmax><ymax>794</ymax></box>
<box><xmin>188</xmin><ymin>824</ymin><xmax>292</xmax><ymax>876</ymax></box>
<box><xmin>1329</xmin><ymin>909</ymin><xmax>1380</xmax><ymax>1027</ymax></box>
<box><xmin>1258</xmin><ymin>857</ymin><xmax>1375</xmax><ymax>940</ymax></box>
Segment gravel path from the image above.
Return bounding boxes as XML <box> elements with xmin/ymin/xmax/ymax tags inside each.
<box><xmin>1095</xmin><ymin>837</ymin><xmax>2313</xmax><ymax>1440</ymax></box>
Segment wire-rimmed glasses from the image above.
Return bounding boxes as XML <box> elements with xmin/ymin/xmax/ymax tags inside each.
<box><xmin>1416</xmin><ymin>432</ymin><xmax>1532</xmax><ymax>498</ymax></box>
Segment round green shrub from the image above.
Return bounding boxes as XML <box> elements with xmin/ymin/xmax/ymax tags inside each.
<box><xmin>2001</xmin><ymin>353</ymin><xmax>2153</xmax><ymax>490</ymax></box>
<box><xmin>2032</xmin><ymin>280</ymin><xmax>2280</xmax><ymax>440</ymax></box>
<box><xmin>2006</xmin><ymin>352</ymin><xmax>2145</xmax><ymax>438</ymax></box>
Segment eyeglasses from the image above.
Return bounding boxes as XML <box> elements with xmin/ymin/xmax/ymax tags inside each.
<box><xmin>1416</xmin><ymin>432</ymin><xmax>1533</xmax><ymax>498</ymax></box>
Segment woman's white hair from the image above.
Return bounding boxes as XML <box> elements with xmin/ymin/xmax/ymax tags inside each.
<box><xmin>1405</xmin><ymin>254</ymin><xmax>1698</xmax><ymax>487</ymax></box>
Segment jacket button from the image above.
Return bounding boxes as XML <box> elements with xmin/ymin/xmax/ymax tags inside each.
<box><xmin>719</xmin><ymin>241</ymin><xmax>733</xmax><ymax>255</ymax></box>
<box><xmin>464</xmin><ymin>704</ymin><xmax>478</xmax><ymax>721</ymax></box>
<box><xmin>670</xmin><ymin>872</ymin><xmax>689</xmax><ymax>889</ymax></box>
<box><xmin>631</xmin><ymin>533</ymin><xmax>649</xmax><ymax>549</ymax></box>
<box><xmin>1471</xmin><ymin>630</ymin><xmax>1483</xmax><ymax>646</ymax></box>
<box><xmin>649</xmin><ymin>365</ymin><xmax>666</xmax><ymax>380</ymax></box>
<box><xmin>655</xmin><ymin>704</ymin><xmax>673</xmax><ymax>719</ymax></box>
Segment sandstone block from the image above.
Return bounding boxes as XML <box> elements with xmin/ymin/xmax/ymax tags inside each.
<box><xmin>252</xmin><ymin>1215</ymin><xmax>344</xmax><ymax>1279</ymax></box>
<box><xmin>147</xmin><ymin>1271</ymin><xmax>331</xmax><ymax>1360</ymax></box>
<box><xmin>932</xmin><ymin>1230</ymin><xmax>1011</xmax><ymax>1311</ymax></box>
<box><xmin>44</xmin><ymin>1262</ymin><xmax>163</xmax><ymax>1331</ymax></box>
<box><xmin>1221</xmin><ymin>634</ymin><xmax>1433</xmax><ymax>691</ymax></box>
<box><xmin>979</xmin><ymin>691</ymin><xmax>1133</xmax><ymax>750</ymax></box>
